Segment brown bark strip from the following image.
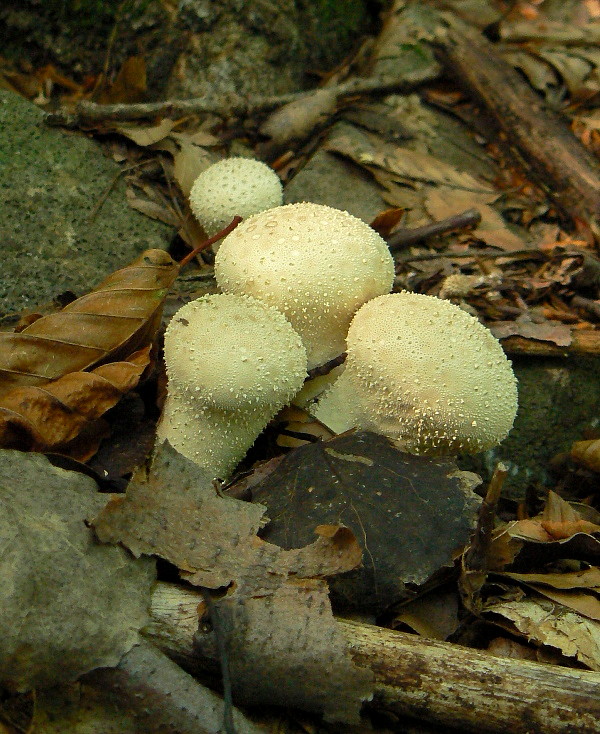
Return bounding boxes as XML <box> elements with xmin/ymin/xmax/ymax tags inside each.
<box><xmin>434</xmin><ymin>16</ymin><xmax>600</xmax><ymax>237</ymax></box>
<box><xmin>500</xmin><ymin>329</ymin><xmax>600</xmax><ymax>356</ymax></box>
<box><xmin>147</xmin><ymin>582</ymin><xmax>600</xmax><ymax>734</ymax></box>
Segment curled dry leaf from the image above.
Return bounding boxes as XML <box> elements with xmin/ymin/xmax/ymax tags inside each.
<box><xmin>0</xmin><ymin>346</ymin><xmax>151</xmax><ymax>453</ymax></box>
<box><xmin>0</xmin><ymin>249</ymin><xmax>179</xmax><ymax>399</ymax></box>
<box><xmin>571</xmin><ymin>438</ymin><xmax>600</xmax><ymax>472</ymax></box>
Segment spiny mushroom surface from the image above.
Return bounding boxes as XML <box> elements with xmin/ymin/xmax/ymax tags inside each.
<box><xmin>189</xmin><ymin>157</ymin><xmax>283</xmax><ymax>243</ymax></box>
<box><xmin>157</xmin><ymin>293</ymin><xmax>307</xmax><ymax>479</ymax></box>
<box><xmin>312</xmin><ymin>292</ymin><xmax>518</xmax><ymax>455</ymax></box>
<box><xmin>214</xmin><ymin>202</ymin><xmax>395</xmax><ymax>369</ymax></box>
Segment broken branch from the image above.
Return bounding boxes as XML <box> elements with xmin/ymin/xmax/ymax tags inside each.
<box><xmin>146</xmin><ymin>582</ymin><xmax>600</xmax><ymax>734</ymax></box>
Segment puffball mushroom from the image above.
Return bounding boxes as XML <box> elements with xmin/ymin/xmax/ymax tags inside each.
<box><xmin>189</xmin><ymin>157</ymin><xmax>283</xmax><ymax>242</ymax></box>
<box><xmin>214</xmin><ymin>202</ymin><xmax>395</xmax><ymax>369</ymax></box>
<box><xmin>312</xmin><ymin>292</ymin><xmax>518</xmax><ymax>455</ymax></box>
<box><xmin>157</xmin><ymin>293</ymin><xmax>307</xmax><ymax>479</ymax></box>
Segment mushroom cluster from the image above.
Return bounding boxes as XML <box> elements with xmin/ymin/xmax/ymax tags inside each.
<box><xmin>313</xmin><ymin>292</ymin><xmax>518</xmax><ymax>455</ymax></box>
<box><xmin>161</xmin><ymin>159</ymin><xmax>518</xmax><ymax>478</ymax></box>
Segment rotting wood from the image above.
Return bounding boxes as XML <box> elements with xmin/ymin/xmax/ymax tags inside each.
<box><xmin>500</xmin><ymin>329</ymin><xmax>600</xmax><ymax>357</ymax></box>
<box><xmin>146</xmin><ymin>582</ymin><xmax>600</xmax><ymax>734</ymax></box>
<box><xmin>433</xmin><ymin>15</ymin><xmax>600</xmax><ymax>238</ymax></box>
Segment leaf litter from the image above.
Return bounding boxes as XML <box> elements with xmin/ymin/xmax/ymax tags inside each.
<box><xmin>2</xmin><ymin>0</ymin><xmax>600</xmax><ymax>728</ymax></box>
<box><xmin>93</xmin><ymin>442</ymin><xmax>374</xmax><ymax>722</ymax></box>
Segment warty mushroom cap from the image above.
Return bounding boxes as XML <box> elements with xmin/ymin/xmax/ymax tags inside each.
<box><xmin>189</xmin><ymin>157</ymin><xmax>283</xmax><ymax>241</ymax></box>
<box><xmin>312</xmin><ymin>292</ymin><xmax>518</xmax><ymax>455</ymax></box>
<box><xmin>164</xmin><ymin>293</ymin><xmax>306</xmax><ymax>410</ymax></box>
<box><xmin>158</xmin><ymin>293</ymin><xmax>307</xmax><ymax>477</ymax></box>
<box><xmin>214</xmin><ymin>202</ymin><xmax>395</xmax><ymax>369</ymax></box>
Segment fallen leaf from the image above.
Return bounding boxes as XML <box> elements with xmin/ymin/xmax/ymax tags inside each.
<box><xmin>250</xmin><ymin>431</ymin><xmax>482</xmax><ymax>612</ymax></box>
<box><xmin>425</xmin><ymin>188</ymin><xmax>525</xmax><ymax>251</ymax></box>
<box><xmin>484</xmin><ymin>595</ymin><xmax>600</xmax><ymax>670</ymax></box>
<box><xmin>369</xmin><ymin>207</ymin><xmax>405</xmax><ymax>238</ymax></box>
<box><xmin>0</xmin><ymin>249</ymin><xmax>179</xmax><ymax>398</ymax></box>
<box><xmin>392</xmin><ymin>586</ymin><xmax>461</xmax><ymax>640</ymax></box>
<box><xmin>260</xmin><ymin>88</ymin><xmax>338</xmax><ymax>145</ymax></box>
<box><xmin>489</xmin><ymin>315</ymin><xmax>573</xmax><ymax>346</ymax></box>
<box><xmin>0</xmin><ymin>347</ymin><xmax>150</xmax><ymax>453</ymax></box>
<box><xmin>116</xmin><ymin>119</ymin><xmax>176</xmax><ymax>147</ymax></box>
<box><xmin>0</xmin><ymin>450</ymin><xmax>155</xmax><ymax>692</ymax></box>
<box><xmin>172</xmin><ymin>143</ymin><xmax>216</xmax><ymax>197</ymax></box>
<box><xmin>571</xmin><ymin>437</ymin><xmax>600</xmax><ymax>472</ymax></box>
<box><xmin>324</xmin><ymin>124</ymin><xmax>494</xmax><ymax>193</ymax></box>
<box><xmin>93</xmin><ymin>443</ymin><xmax>374</xmax><ymax>723</ymax></box>
<box><xmin>93</xmin><ymin>57</ymin><xmax>146</xmax><ymax>105</ymax></box>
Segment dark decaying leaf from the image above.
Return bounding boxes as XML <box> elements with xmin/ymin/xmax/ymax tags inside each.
<box><xmin>0</xmin><ymin>249</ymin><xmax>179</xmax><ymax>399</ymax></box>
<box><xmin>94</xmin><ymin>443</ymin><xmax>374</xmax><ymax>723</ymax></box>
<box><xmin>250</xmin><ymin>431</ymin><xmax>482</xmax><ymax>613</ymax></box>
<box><xmin>0</xmin><ymin>346</ymin><xmax>151</xmax><ymax>454</ymax></box>
<box><xmin>0</xmin><ymin>449</ymin><xmax>155</xmax><ymax>692</ymax></box>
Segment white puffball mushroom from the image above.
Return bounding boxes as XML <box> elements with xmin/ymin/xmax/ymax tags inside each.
<box><xmin>312</xmin><ymin>292</ymin><xmax>518</xmax><ymax>455</ymax></box>
<box><xmin>214</xmin><ymin>202</ymin><xmax>395</xmax><ymax>369</ymax></box>
<box><xmin>189</xmin><ymin>157</ymin><xmax>283</xmax><ymax>243</ymax></box>
<box><xmin>157</xmin><ymin>293</ymin><xmax>307</xmax><ymax>479</ymax></box>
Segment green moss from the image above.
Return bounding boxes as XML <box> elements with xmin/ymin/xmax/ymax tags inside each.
<box><xmin>298</xmin><ymin>0</ymin><xmax>379</xmax><ymax>69</ymax></box>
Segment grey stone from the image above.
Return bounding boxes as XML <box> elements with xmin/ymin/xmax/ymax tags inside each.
<box><xmin>284</xmin><ymin>149</ymin><xmax>387</xmax><ymax>223</ymax></box>
<box><xmin>463</xmin><ymin>355</ymin><xmax>600</xmax><ymax>500</ymax></box>
<box><xmin>0</xmin><ymin>90</ymin><xmax>173</xmax><ymax>317</ymax></box>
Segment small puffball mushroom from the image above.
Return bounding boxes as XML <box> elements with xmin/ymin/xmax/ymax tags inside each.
<box><xmin>214</xmin><ymin>202</ymin><xmax>395</xmax><ymax>369</ymax></box>
<box><xmin>189</xmin><ymin>157</ymin><xmax>283</xmax><ymax>243</ymax></box>
<box><xmin>312</xmin><ymin>292</ymin><xmax>518</xmax><ymax>455</ymax></box>
<box><xmin>157</xmin><ymin>294</ymin><xmax>307</xmax><ymax>479</ymax></box>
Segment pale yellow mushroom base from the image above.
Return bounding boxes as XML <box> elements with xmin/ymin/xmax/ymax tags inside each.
<box><xmin>157</xmin><ymin>392</ymin><xmax>277</xmax><ymax>480</ymax></box>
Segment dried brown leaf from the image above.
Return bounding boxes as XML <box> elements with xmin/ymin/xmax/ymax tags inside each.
<box><xmin>489</xmin><ymin>316</ymin><xmax>573</xmax><ymax>347</ymax></box>
<box><xmin>0</xmin><ymin>249</ymin><xmax>179</xmax><ymax>398</ymax></box>
<box><xmin>93</xmin><ymin>444</ymin><xmax>374</xmax><ymax>723</ymax></box>
<box><xmin>0</xmin><ymin>347</ymin><xmax>150</xmax><ymax>453</ymax></box>
<box><xmin>484</xmin><ymin>596</ymin><xmax>600</xmax><ymax>670</ymax></box>
<box><xmin>571</xmin><ymin>438</ymin><xmax>600</xmax><ymax>471</ymax></box>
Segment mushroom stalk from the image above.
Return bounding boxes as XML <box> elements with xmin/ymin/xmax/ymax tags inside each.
<box><xmin>157</xmin><ymin>294</ymin><xmax>307</xmax><ymax>479</ymax></box>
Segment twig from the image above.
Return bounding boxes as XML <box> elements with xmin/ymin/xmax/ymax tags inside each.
<box><xmin>45</xmin><ymin>69</ymin><xmax>438</xmax><ymax>126</ymax></box>
<box><xmin>434</xmin><ymin>14</ymin><xmax>600</xmax><ymax>236</ymax></box>
<box><xmin>200</xmin><ymin>589</ymin><xmax>237</xmax><ymax>734</ymax></box>
<box><xmin>147</xmin><ymin>582</ymin><xmax>600</xmax><ymax>734</ymax></box>
<box><xmin>306</xmin><ymin>353</ymin><xmax>347</xmax><ymax>381</ymax></box>
<box><xmin>460</xmin><ymin>463</ymin><xmax>507</xmax><ymax>612</ymax></box>
<box><xmin>395</xmin><ymin>248</ymin><xmax>545</xmax><ymax>263</ymax></box>
<box><xmin>179</xmin><ymin>216</ymin><xmax>242</xmax><ymax>269</ymax></box>
<box><xmin>387</xmin><ymin>208</ymin><xmax>481</xmax><ymax>250</ymax></box>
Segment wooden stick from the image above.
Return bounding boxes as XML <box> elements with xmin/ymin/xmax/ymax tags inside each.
<box><xmin>499</xmin><ymin>329</ymin><xmax>600</xmax><ymax>356</ymax></box>
<box><xmin>146</xmin><ymin>582</ymin><xmax>600</xmax><ymax>734</ymax></box>
<box><xmin>46</xmin><ymin>70</ymin><xmax>437</xmax><ymax>127</ymax></box>
<box><xmin>434</xmin><ymin>15</ymin><xmax>600</xmax><ymax>237</ymax></box>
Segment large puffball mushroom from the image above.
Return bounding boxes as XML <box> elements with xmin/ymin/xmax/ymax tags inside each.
<box><xmin>214</xmin><ymin>202</ymin><xmax>395</xmax><ymax>369</ymax></box>
<box><xmin>157</xmin><ymin>293</ymin><xmax>307</xmax><ymax>479</ymax></box>
<box><xmin>312</xmin><ymin>292</ymin><xmax>518</xmax><ymax>455</ymax></box>
<box><xmin>189</xmin><ymin>157</ymin><xmax>283</xmax><ymax>242</ymax></box>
